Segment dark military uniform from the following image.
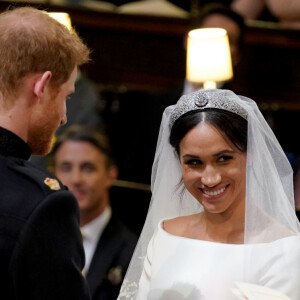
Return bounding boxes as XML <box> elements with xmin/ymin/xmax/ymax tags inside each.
<box><xmin>85</xmin><ymin>215</ymin><xmax>137</xmax><ymax>300</ymax></box>
<box><xmin>0</xmin><ymin>127</ymin><xmax>90</xmax><ymax>300</ymax></box>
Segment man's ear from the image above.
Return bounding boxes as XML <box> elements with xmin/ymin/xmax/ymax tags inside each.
<box><xmin>33</xmin><ymin>71</ymin><xmax>52</xmax><ymax>101</ymax></box>
<box><xmin>106</xmin><ymin>165</ymin><xmax>119</xmax><ymax>188</ymax></box>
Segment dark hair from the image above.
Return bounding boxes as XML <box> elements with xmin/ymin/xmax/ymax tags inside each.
<box><xmin>169</xmin><ymin>108</ymin><xmax>247</xmax><ymax>155</ymax></box>
<box><xmin>48</xmin><ymin>125</ymin><xmax>115</xmax><ymax>171</ymax></box>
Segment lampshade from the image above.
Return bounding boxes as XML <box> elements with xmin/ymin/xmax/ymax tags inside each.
<box><xmin>186</xmin><ymin>28</ymin><xmax>233</xmax><ymax>89</ymax></box>
<box><xmin>47</xmin><ymin>12</ymin><xmax>72</xmax><ymax>31</ymax></box>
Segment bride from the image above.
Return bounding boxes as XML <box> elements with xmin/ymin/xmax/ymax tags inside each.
<box><xmin>118</xmin><ymin>89</ymin><xmax>300</xmax><ymax>299</ymax></box>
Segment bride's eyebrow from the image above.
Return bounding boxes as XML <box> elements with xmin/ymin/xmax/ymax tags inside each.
<box><xmin>213</xmin><ymin>150</ymin><xmax>235</xmax><ymax>157</ymax></box>
<box><xmin>182</xmin><ymin>154</ymin><xmax>201</xmax><ymax>159</ymax></box>
<box><xmin>182</xmin><ymin>150</ymin><xmax>236</xmax><ymax>161</ymax></box>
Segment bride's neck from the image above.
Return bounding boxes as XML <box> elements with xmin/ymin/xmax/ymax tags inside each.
<box><xmin>201</xmin><ymin>205</ymin><xmax>245</xmax><ymax>244</ymax></box>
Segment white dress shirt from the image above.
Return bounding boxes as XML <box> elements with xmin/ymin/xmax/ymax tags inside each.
<box><xmin>81</xmin><ymin>206</ymin><xmax>112</xmax><ymax>273</ymax></box>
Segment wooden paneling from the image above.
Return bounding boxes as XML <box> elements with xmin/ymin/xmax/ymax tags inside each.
<box><xmin>1</xmin><ymin>2</ymin><xmax>300</xmax><ymax>109</ymax></box>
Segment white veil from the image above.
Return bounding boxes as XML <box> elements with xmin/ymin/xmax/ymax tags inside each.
<box><xmin>118</xmin><ymin>89</ymin><xmax>300</xmax><ymax>299</ymax></box>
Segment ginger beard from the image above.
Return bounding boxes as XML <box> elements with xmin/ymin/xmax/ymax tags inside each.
<box><xmin>28</xmin><ymin>67</ymin><xmax>77</xmax><ymax>156</ymax></box>
<box><xmin>27</xmin><ymin>86</ymin><xmax>65</xmax><ymax>156</ymax></box>
<box><xmin>27</xmin><ymin>113</ymin><xmax>60</xmax><ymax>156</ymax></box>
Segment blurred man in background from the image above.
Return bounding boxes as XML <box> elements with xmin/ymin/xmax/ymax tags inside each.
<box><xmin>49</xmin><ymin>125</ymin><xmax>137</xmax><ymax>300</ymax></box>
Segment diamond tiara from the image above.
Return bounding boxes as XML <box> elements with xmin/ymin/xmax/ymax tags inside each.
<box><xmin>169</xmin><ymin>89</ymin><xmax>248</xmax><ymax>129</ymax></box>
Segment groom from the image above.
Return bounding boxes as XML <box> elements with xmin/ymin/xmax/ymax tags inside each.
<box><xmin>0</xmin><ymin>6</ymin><xmax>91</xmax><ymax>300</ymax></box>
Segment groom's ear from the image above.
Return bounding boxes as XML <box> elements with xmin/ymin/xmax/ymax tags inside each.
<box><xmin>33</xmin><ymin>71</ymin><xmax>52</xmax><ymax>101</ymax></box>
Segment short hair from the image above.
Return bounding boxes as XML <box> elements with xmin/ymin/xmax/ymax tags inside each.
<box><xmin>169</xmin><ymin>109</ymin><xmax>248</xmax><ymax>155</ymax></box>
<box><xmin>49</xmin><ymin>125</ymin><xmax>115</xmax><ymax>172</ymax></box>
<box><xmin>0</xmin><ymin>6</ymin><xmax>90</xmax><ymax>106</ymax></box>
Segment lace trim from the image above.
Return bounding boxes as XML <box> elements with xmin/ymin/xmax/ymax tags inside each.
<box><xmin>118</xmin><ymin>279</ymin><xmax>138</xmax><ymax>299</ymax></box>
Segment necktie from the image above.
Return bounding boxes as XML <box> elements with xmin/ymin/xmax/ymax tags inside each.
<box><xmin>80</xmin><ymin>230</ymin><xmax>86</xmax><ymax>276</ymax></box>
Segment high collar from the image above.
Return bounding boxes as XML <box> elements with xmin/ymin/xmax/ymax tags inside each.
<box><xmin>0</xmin><ymin>127</ymin><xmax>31</xmax><ymax>160</ymax></box>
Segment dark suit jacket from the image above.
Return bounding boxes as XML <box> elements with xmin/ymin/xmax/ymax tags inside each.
<box><xmin>0</xmin><ymin>127</ymin><xmax>90</xmax><ymax>300</ymax></box>
<box><xmin>86</xmin><ymin>216</ymin><xmax>137</xmax><ymax>300</ymax></box>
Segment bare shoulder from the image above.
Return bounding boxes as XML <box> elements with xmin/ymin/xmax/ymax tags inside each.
<box><xmin>163</xmin><ymin>216</ymin><xmax>186</xmax><ymax>235</ymax></box>
<box><xmin>163</xmin><ymin>214</ymin><xmax>200</xmax><ymax>236</ymax></box>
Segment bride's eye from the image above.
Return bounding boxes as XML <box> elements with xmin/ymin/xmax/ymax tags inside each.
<box><xmin>184</xmin><ymin>159</ymin><xmax>202</xmax><ymax>166</ymax></box>
<box><xmin>218</xmin><ymin>155</ymin><xmax>233</xmax><ymax>162</ymax></box>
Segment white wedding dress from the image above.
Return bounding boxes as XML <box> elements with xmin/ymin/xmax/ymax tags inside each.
<box><xmin>136</xmin><ymin>220</ymin><xmax>300</xmax><ymax>300</ymax></box>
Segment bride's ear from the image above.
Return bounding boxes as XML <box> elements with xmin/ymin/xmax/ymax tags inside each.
<box><xmin>33</xmin><ymin>71</ymin><xmax>52</xmax><ymax>101</ymax></box>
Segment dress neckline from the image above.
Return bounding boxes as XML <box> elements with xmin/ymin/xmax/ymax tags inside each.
<box><xmin>158</xmin><ymin>219</ymin><xmax>298</xmax><ymax>246</ymax></box>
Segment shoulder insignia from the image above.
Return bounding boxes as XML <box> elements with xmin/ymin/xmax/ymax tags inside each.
<box><xmin>44</xmin><ymin>177</ymin><xmax>61</xmax><ymax>191</ymax></box>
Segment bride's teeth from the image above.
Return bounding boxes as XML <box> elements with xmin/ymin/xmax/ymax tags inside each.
<box><xmin>204</xmin><ymin>186</ymin><xmax>226</xmax><ymax>196</ymax></box>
